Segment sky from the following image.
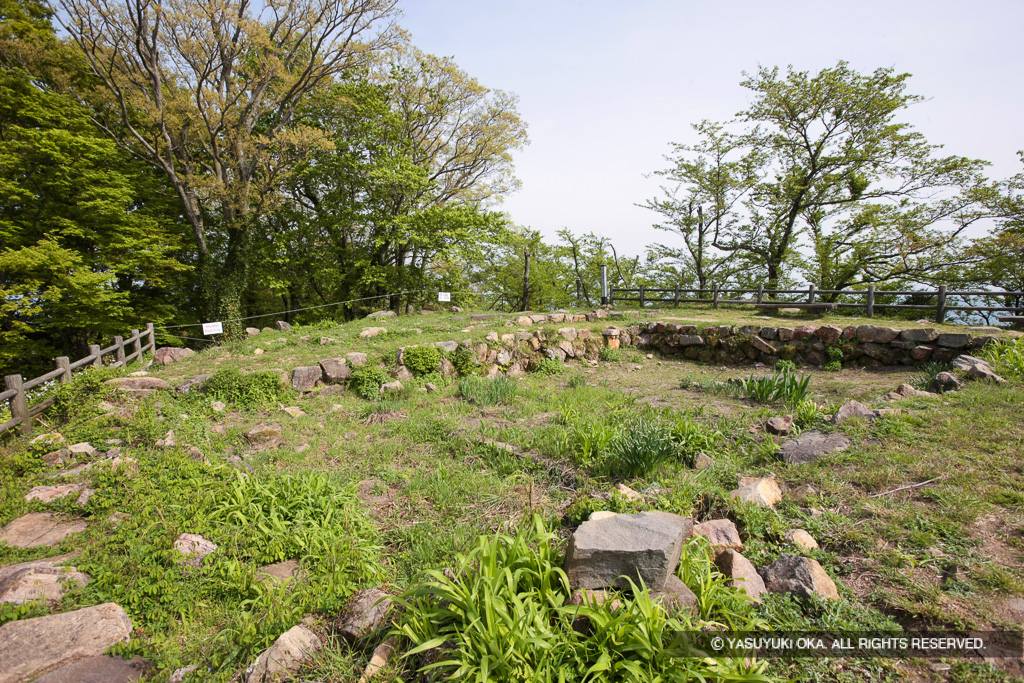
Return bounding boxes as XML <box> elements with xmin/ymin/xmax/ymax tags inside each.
<box><xmin>399</xmin><ymin>0</ymin><xmax>1024</xmax><ymax>256</ymax></box>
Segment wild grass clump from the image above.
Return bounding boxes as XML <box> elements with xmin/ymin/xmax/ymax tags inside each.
<box><xmin>203</xmin><ymin>368</ymin><xmax>284</xmax><ymax>408</ymax></box>
<box><xmin>402</xmin><ymin>345</ymin><xmax>442</xmax><ymax>376</ymax></box>
<box><xmin>458</xmin><ymin>375</ymin><xmax>518</xmax><ymax>406</ymax></box>
<box><xmin>350</xmin><ymin>365</ymin><xmax>391</xmax><ymax>401</ymax></box>
<box><xmin>983</xmin><ymin>337</ymin><xmax>1024</xmax><ymax>377</ymax></box>
<box><xmin>599</xmin><ymin>346</ymin><xmax>623</xmax><ymax>362</ymax></box>
<box><xmin>533</xmin><ymin>357</ymin><xmax>564</xmax><ymax>375</ymax></box>
<box><xmin>568</xmin><ymin>373</ymin><xmax>586</xmax><ymax>389</ymax></box>
<box><xmin>739</xmin><ymin>370</ymin><xmax>810</xmax><ymax>404</ymax></box>
<box><xmin>911</xmin><ymin>361</ymin><xmax>947</xmax><ymax>391</ymax></box>
<box><xmin>393</xmin><ymin>516</ymin><xmax>766</xmax><ymax>682</ymax></box>
<box><xmin>608</xmin><ymin>418</ymin><xmax>680</xmax><ymax>477</ymax></box>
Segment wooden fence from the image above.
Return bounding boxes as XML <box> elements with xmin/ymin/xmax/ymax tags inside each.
<box><xmin>609</xmin><ymin>285</ymin><xmax>1024</xmax><ymax>323</ymax></box>
<box><xmin>1</xmin><ymin>323</ymin><xmax>156</xmax><ymax>437</ymax></box>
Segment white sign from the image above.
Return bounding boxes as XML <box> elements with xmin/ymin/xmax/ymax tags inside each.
<box><xmin>202</xmin><ymin>321</ymin><xmax>224</xmax><ymax>335</ymax></box>
<box><xmin>438</xmin><ymin>292</ymin><xmax>451</xmax><ymax>302</ymax></box>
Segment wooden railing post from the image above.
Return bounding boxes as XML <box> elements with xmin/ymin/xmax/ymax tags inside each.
<box><xmin>936</xmin><ymin>285</ymin><xmax>947</xmax><ymax>323</ymax></box>
<box><xmin>673</xmin><ymin>286</ymin><xmax>680</xmax><ymax>308</ymax></box>
<box><xmin>756</xmin><ymin>285</ymin><xmax>764</xmax><ymax>305</ymax></box>
<box><xmin>4</xmin><ymin>374</ymin><xmax>30</xmax><ymax>436</ymax></box>
<box><xmin>712</xmin><ymin>285</ymin><xmax>720</xmax><ymax>310</ymax></box>
<box><xmin>131</xmin><ymin>329</ymin><xmax>141</xmax><ymax>362</ymax></box>
<box><xmin>808</xmin><ymin>284</ymin><xmax>816</xmax><ymax>304</ymax></box>
<box><xmin>114</xmin><ymin>335</ymin><xmax>125</xmax><ymax>366</ymax></box>
<box><xmin>56</xmin><ymin>357</ymin><xmax>71</xmax><ymax>384</ymax></box>
<box><xmin>88</xmin><ymin>344</ymin><xmax>102</xmax><ymax>367</ymax></box>
<box><xmin>866</xmin><ymin>285</ymin><xmax>875</xmax><ymax>318</ymax></box>
<box><xmin>639</xmin><ymin>285</ymin><xmax>646</xmax><ymax>309</ymax></box>
<box><xmin>146</xmin><ymin>323</ymin><xmax>155</xmax><ymax>353</ymax></box>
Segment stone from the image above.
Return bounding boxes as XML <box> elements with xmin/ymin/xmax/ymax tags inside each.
<box><xmin>154</xmin><ymin>347</ymin><xmax>195</xmax><ymax>365</ymax></box>
<box><xmin>564</xmin><ymin>511</ymin><xmax>693</xmax><ymax>591</ymax></box>
<box><xmin>814</xmin><ymin>325</ymin><xmax>842</xmax><ymax>344</ymax></box>
<box><xmin>649</xmin><ymin>574</ymin><xmax>697</xmax><ymax>614</ymax></box>
<box><xmin>30</xmin><ymin>432</ymin><xmax>63</xmax><ymax>446</ymax></box>
<box><xmin>156</xmin><ymin>430</ymin><xmax>176</xmax><ymax>448</ymax></box>
<box><xmin>395</xmin><ymin>365</ymin><xmax>414</xmax><ymax>381</ymax></box>
<box><xmin>174</xmin><ymin>533</ymin><xmax>217</xmax><ymax>567</ymax></box>
<box><xmin>614</xmin><ymin>483</ymin><xmax>644</xmax><ymax>501</ymax></box>
<box><xmin>930</xmin><ymin>371</ymin><xmax>962</xmax><ymax>393</ymax></box>
<box><xmin>895</xmin><ymin>383</ymin><xmax>936</xmax><ymax>398</ymax></box>
<box><xmin>366</xmin><ymin>310</ymin><xmax>396</xmax><ymax>319</ymax></box>
<box><xmin>778</xmin><ymin>431</ymin><xmax>851</xmax><ymax>465</ymax></box>
<box><xmin>282</xmin><ymin>406</ymin><xmax>306</xmax><ymax>418</ymax></box>
<box><xmin>764</xmin><ymin>415</ymin><xmax>793</xmax><ymax>436</ymax></box>
<box><xmin>793</xmin><ymin>325</ymin><xmax>816</xmax><ymax>340</ymax></box>
<box><xmin>693</xmin><ymin>519</ymin><xmax>742</xmax><ymax>550</ymax></box>
<box><xmin>949</xmin><ymin>354</ymin><xmax>992</xmax><ymax>372</ymax></box>
<box><xmin>68</xmin><ymin>442</ymin><xmax>96</xmax><ymax>456</ymax></box>
<box><xmin>900</xmin><ymin>328</ymin><xmax>939</xmax><ymax>343</ymax></box>
<box><xmin>496</xmin><ymin>350</ymin><xmax>512</xmax><ymax>365</ymax></box>
<box><xmin>750</xmin><ymin>336</ymin><xmax>776</xmax><ymax>354</ymax></box>
<box><xmin>435</xmin><ymin>341</ymin><xmax>459</xmax><ymax>353</ymax></box>
<box><xmin>358</xmin><ymin>636</ymin><xmax>398</xmax><ymax>683</ymax></box>
<box><xmin>559</xmin><ymin>327</ymin><xmax>578</xmax><ymax>341</ymax></box>
<box><xmin>245</xmin><ymin>422</ymin><xmax>282</xmax><ymax>445</ymax></box>
<box><xmin>694</xmin><ymin>452</ymin><xmax>714</xmax><ymax>470</ymax></box>
<box><xmin>359</xmin><ymin>327</ymin><xmax>387</xmax><ymax>338</ymax></box>
<box><xmin>176</xmin><ymin>374</ymin><xmax>212</xmax><ymax>395</ymax></box>
<box><xmin>245</xmin><ymin>624</ymin><xmax>321</xmax><ymax>683</ymax></box>
<box><xmin>105</xmin><ymin>377</ymin><xmax>171</xmax><ymax>394</ymax></box>
<box><xmin>346</xmin><ymin>352</ymin><xmax>368</xmax><ymax>366</ymax></box>
<box><xmin>936</xmin><ymin>333</ymin><xmax>970</xmax><ymax>348</ymax></box>
<box><xmin>967</xmin><ymin>363</ymin><xmax>1006</xmax><ymax>383</ymax></box>
<box><xmin>790</xmin><ymin>484</ymin><xmax>819</xmax><ymax>502</ymax></box>
<box><xmin>379</xmin><ymin>381</ymin><xmax>403</xmax><ymax>394</ymax></box>
<box><xmin>785</xmin><ymin>529</ymin><xmax>820</xmax><ymax>551</ymax></box>
<box><xmin>33</xmin><ymin>655</ymin><xmax>151</xmax><ymax>682</ymax></box>
<box><xmin>41</xmin><ymin>449</ymin><xmax>70</xmax><ymax>466</ymax></box>
<box><xmin>759</xmin><ymin>554</ymin><xmax>839</xmax><ymax>600</ymax></box>
<box><xmin>291</xmin><ymin>366</ymin><xmax>322</xmax><ymax>391</ymax></box>
<box><xmin>776</xmin><ymin>327</ymin><xmax>794</xmax><ymax>342</ymax></box>
<box><xmin>271</xmin><ymin>320</ymin><xmax>292</xmax><ymax>332</ymax></box>
<box><xmin>729</xmin><ymin>477</ymin><xmax>782</xmax><ymax>508</ymax></box>
<box><xmin>910</xmin><ymin>345</ymin><xmax>933</xmax><ymax>361</ymax></box>
<box><xmin>831</xmin><ymin>400</ymin><xmax>878</xmax><ymax>424</ymax></box>
<box><xmin>515</xmin><ymin>316</ymin><xmax>532</xmax><ymax>326</ymax></box>
<box><xmin>338</xmin><ymin>588</ymin><xmax>394</xmax><ymax>642</ymax></box>
<box><xmin>0</xmin><ymin>513</ymin><xmax>87</xmax><ymax>549</ymax></box>
<box><xmin>319</xmin><ymin>358</ymin><xmax>351</xmax><ymax>384</ymax></box>
<box><xmin>0</xmin><ymin>554</ymin><xmax>88</xmax><ymax>604</ymax></box>
<box><xmin>257</xmin><ymin>560</ymin><xmax>304</xmax><ymax>586</ymax></box>
<box><xmin>425</xmin><ymin>383</ymin><xmax>439</xmax><ymax>393</ymax></box>
<box><xmin>856</xmin><ymin>325</ymin><xmax>899</xmax><ymax>344</ymax></box>
<box><xmin>170</xmin><ymin>665</ymin><xmax>199</xmax><ymax>682</ymax></box>
<box><xmin>254</xmin><ymin>348</ymin><xmax>264</xmax><ymax>355</ymax></box>
<box><xmin>0</xmin><ymin>603</ymin><xmax>133</xmax><ymax>682</ymax></box>
<box><xmin>211</xmin><ymin>401</ymin><xmax>226</xmax><ymax>412</ymax></box>
<box><xmin>484</xmin><ymin>331</ymin><xmax>499</xmax><ymax>342</ymax></box>
<box><xmin>714</xmin><ymin>549</ymin><xmax>767</xmax><ymax>603</ymax></box>
<box><xmin>25</xmin><ymin>483</ymin><xmax>86</xmax><ymax>504</ymax></box>
<box><xmin>246</xmin><ymin>327</ymin><xmax>260</xmax><ymax>337</ymax></box>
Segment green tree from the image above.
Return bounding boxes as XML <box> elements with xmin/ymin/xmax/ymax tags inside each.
<box><xmin>652</xmin><ymin>62</ymin><xmax>989</xmax><ymax>294</ymax></box>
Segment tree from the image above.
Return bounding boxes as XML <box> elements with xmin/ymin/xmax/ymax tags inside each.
<box><xmin>53</xmin><ymin>0</ymin><xmax>402</xmax><ymax>324</ymax></box>
<box><xmin>0</xmin><ymin>0</ymin><xmax>185</xmax><ymax>374</ymax></box>
<box><xmin>651</xmin><ymin>62</ymin><xmax>989</xmax><ymax>293</ymax></box>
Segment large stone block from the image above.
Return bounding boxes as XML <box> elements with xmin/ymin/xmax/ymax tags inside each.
<box><xmin>565</xmin><ymin>512</ymin><xmax>692</xmax><ymax>591</ymax></box>
<box><xmin>855</xmin><ymin>325</ymin><xmax>899</xmax><ymax>344</ymax></box>
<box><xmin>759</xmin><ymin>554</ymin><xmax>839</xmax><ymax>600</ymax></box>
<box><xmin>778</xmin><ymin>431</ymin><xmax>851</xmax><ymax>465</ymax></box>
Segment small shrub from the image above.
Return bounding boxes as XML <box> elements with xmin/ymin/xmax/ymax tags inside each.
<box><xmin>739</xmin><ymin>370</ymin><xmax>811</xmax><ymax>405</ymax></box>
<box><xmin>823</xmin><ymin>346</ymin><xmax>843</xmax><ymax>372</ymax></box>
<box><xmin>774</xmin><ymin>359</ymin><xmax>797</xmax><ymax>373</ymax></box>
<box><xmin>792</xmin><ymin>398</ymin><xmax>827</xmax><ymax>428</ymax></box>
<box><xmin>568</xmin><ymin>373</ymin><xmax>586</xmax><ymax>389</ymax></box>
<box><xmin>450</xmin><ymin>346</ymin><xmax>479</xmax><ymax>376</ymax></box>
<box><xmin>350</xmin><ymin>365</ymin><xmax>391</xmax><ymax>401</ymax></box>
<box><xmin>402</xmin><ymin>345</ymin><xmax>441</xmax><ymax>376</ymax></box>
<box><xmin>599</xmin><ymin>347</ymin><xmax>623</xmax><ymax>362</ymax></box>
<box><xmin>458</xmin><ymin>376</ymin><xmax>518</xmax><ymax>406</ymax></box>
<box><xmin>203</xmin><ymin>368</ymin><xmax>284</xmax><ymax>408</ymax></box>
<box><xmin>533</xmin><ymin>357</ymin><xmax>564</xmax><ymax>375</ymax></box>
<box><xmin>608</xmin><ymin>417</ymin><xmax>679</xmax><ymax>477</ymax></box>
<box><xmin>566</xmin><ymin>491</ymin><xmax>646</xmax><ymax>525</ymax></box>
<box><xmin>50</xmin><ymin>365</ymin><xmax>124</xmax><ymax>419</ymax></box>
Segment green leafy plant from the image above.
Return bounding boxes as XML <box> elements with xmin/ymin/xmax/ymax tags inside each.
<box><xmin>402</xmin><ymin>345</ymin><xmax>442</xmax><ymax>376</ymax></box>
<box><xmin>792</xmin><ymin>399</ymin><xmax>827</xmax><ymax>428</ymax></box>
<box><xmin>457</xmin><ymin>376</ymin><xmax>518</xmax><ymax>406</ymax></box>
<box><xmin>823</xmin><ymin>346</ymin><xmax>843</xmax><ymax>372</ymax></box>
<box><xmin>982</xmin><ymin>337</ymin><xmax>1024</xmax><ymax>377</ymax></box>
<box><xmin>607</xmin><ymin>417</ymin><xmax>680</xmax><ymax>477</ymax></box>
<box><xmin>450</xmin><ymin>346</ymin><xmax>479</xmax><ymax>376</ymax></box>
<box><xmin>911</xmin><ymin>361</ymin><xmax>948</xmax><ymax>391</ymax></box>
<box><xmin>599</xmin><ymin>347</ymin><xmax>623</xmax><ymax>362</ymax></box>
<box><xmin>350</xmin><ymin>365</ymin><xmax>391</xmax><ymax>401</ymax></box>
<box><xmin>774</xmin><ymin>359</ymin><xmax>797</xmax><ymax>373</ymax></box>
<box><xmin>203</xmin><ymin>368</ymin><xmax>284</xmax><ymax>408</ymax></box>
<box><xmin>533</xmin><ymin>357</ymin><xmax>564</xmax><ymax>375</ymax></box>
<box><xmin>568</xmin><ymin>373</ymin><xmax>586</xmax><ymax>389</ymax></box>
<box><xmin>739</xmin><ymin>370</ymin><xmax>811</xmax><ymax>405</ymax></box>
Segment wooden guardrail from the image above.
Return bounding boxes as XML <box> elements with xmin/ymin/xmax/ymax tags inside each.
<box><xmin>609</xmin><ymin>285</ymin><xmax>1024</xmax><ymax>323</ymax></box>
<box><xmin>2</xmin><ymin>323</ymin><xmax>156</xmax><ymax>437</ymax></box>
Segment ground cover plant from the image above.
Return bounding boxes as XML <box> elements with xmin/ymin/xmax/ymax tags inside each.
<box><xmin>1</xmin><ymin>306</ymin><xmax>1023</xmax><ymax>682</ymax></box>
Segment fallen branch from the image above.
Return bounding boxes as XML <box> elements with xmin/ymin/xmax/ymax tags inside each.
<box><xmin>868</xmin><ymin>477</ymin><xmax>943</xmax><ymax>499</ymax></box>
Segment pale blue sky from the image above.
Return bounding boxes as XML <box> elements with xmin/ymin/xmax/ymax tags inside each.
<box><xmin>400</xmin><ymin>0</ymin><xmax>1023</xmax><ymax>256</ymax></box>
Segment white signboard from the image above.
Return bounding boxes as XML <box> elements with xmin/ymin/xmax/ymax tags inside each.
<box><xmin>202</xmin><ymin>321</ymin><xmax>224</xmax><ymax>336</ymax></box>
<box><xmin>438</xmin><ymin>292</ymin><xmax>451</xmax><ymax>302</ymax></box>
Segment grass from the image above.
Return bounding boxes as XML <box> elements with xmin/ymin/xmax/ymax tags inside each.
<box><xmin>1</xmin><ymin>304</ymin><xmax>1022</xmax><ymax>681</ymax></box>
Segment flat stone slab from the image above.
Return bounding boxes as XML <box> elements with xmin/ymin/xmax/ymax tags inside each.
<box><xmin>104</xmin><ymin>377</ymin><xmax>171</xmax><ymax>394</ymax></box>
<box><xmin>0</xmin><ymin>513</ymin><xmax>87</xmax><ymax>549</ymax></box>
<box><xmin>257</xmin><ymin>560</ymin><xmax>304</xmax><ymax>586</ymax></box>
<box><xmin>338</xmin><ymin>588</ymin><xmax>394</xmax><ymax>642</ymax></box>
<box><xmin>34</xmin><ymin>655</ymin><xmax>151</xmax><ymax>682</ymax></box>
<box><xmin>0</xmin><ymin>554</ymin><xmax>89</xmax><ymax>604</ymax></box>
<box><xmin>0</xmin><ymin>603</ymin><xmax>133</xmax><ymax>682</ymax></box>
<box><xmin>759</xmin><ymin>554</ymin><xmax>839</xmax><ymax>600</ymax></box>
<box><xmin>174</xmin><ymin>534</ymin><xmax>217</xmax><ymax>567</ymax></box>
<box><xmin>565</xmin><ymin>511</ymin><xmax>693</xmax><ymax>591</ymax></box>
<box><xmin>778</xmin><ymin>431</ymin><xmax>851</xmax><ymax>465</ymax></box>
<box><xmin>729</xmin><ymin>477</ymin><xmax>782</xmax><ymax>508</ymax></box>
<box><xmin>245</xmin><ymin>624</ymin><xmax>321</xmax><ymax>683</ymax></box>
<box><xmin>693</xmin><ymin>519</ymin><xmax>743</xmax><ymax>550</ymax></box>
<box><xmin>25</xmin><ymin>483</ymin><xmax>87</xmax><ymax>504</ymax></box>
